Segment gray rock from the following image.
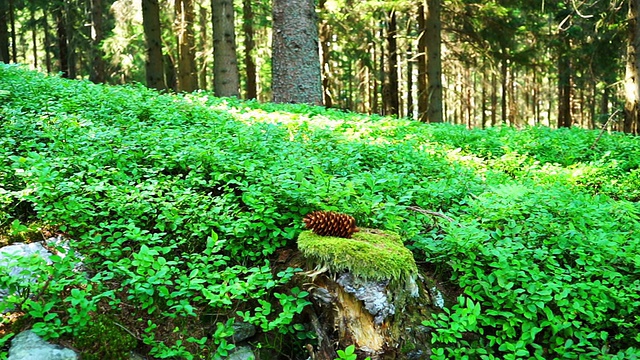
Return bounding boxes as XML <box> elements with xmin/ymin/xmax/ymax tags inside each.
<box><xmin>226</xmin><ymin>346</ymin><xmax>255</xmax><ymax>360</ymax></box>
<box><xmin>337</xmin><ymin>273</ymin><xmax>395</xmax><ymax>325</ymax></box>
<box><xmin>232</xmin><ymin>321</ymin><xmax>256</xmax><ymax>343</ymax></box>
<box><xmin>8</xmin><ymin>330</ymin><xmax>78</xmax><ymax>360</ymax></box>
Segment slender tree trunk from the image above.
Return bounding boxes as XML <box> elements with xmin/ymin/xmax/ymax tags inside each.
<box><xmin>558</xmin><ymin>32</ymin><xmax>572</xmax><ymax>128</ymax></box>
<box><xmin>43</xmin><ymin>9</ymin><xmax>52</xmax><ymax>72</ymax></box>
<box><xmin>54</xmin><ymin>4</ymin><xmax>69</xmax><ymax>77</ymax></box>
<box><xmin>30</xmin><ymin>8</ymin><xmax>38</xmax><ymax>68</ymax></box>
<box><xmin>142</xmin><ymin>0</ymin><xmax>166</xmax><ymax>90</ymax></box>
<box><xmin>417</xmin><ymin>3</ymin><xmax>427</xmax><ymax>122</ymax></box>
<box><xmin>243</xmin><ymin>0</ymin><xmax>257</xmax><ymax>99</ymax></box>
<box><xmin>491</xmin><ymin>71</ymin><xmax>497</xmax><ymax>126</ymax></box>
<box><xmin>318</xmin><ymin>0</ymin><xmax>332</xmax><ymax>107</ymax></box>
<box><xmin>500</xmin><ymin>55</ymin><xmax>508</xmax><ymax>124</ymax></box>
<box><xmin>386</xmin><ymin>10</ymin><xmax>399</xmax><ymax>116</ymax></box>
<box><xmin>8</xmin><ymin>0</ymin><xmax>16</xmax><ymax>62</ymax></box>
<box><xmin>176</xmin><ymin>0</ymin><xmax>197</xmax><ymax>91</ymax></box>
<box><xmin>198</xmin><ymin>4</ymin><xmax>208</xmax><ymax>90</ymax></box>
<box><xmin>65</xmin><ymin>2</ymin><xmax>76</xmax><ymax>79</ymax></box>
<box><xmin>90</xmin><ymin>0</ymin><xmax>106</xmax><ymax>83</ymax></box>
<box><xmin>625</xmin><ymin>0</ymin><xmax>640</xmax><ymax>134</ymax></box>
<box><xmin>272</xmin><ymin>0</ymin><xmax>323</xmax><ymax>105</ymax></box>
<box><xmin>425</xmin><ymin>0</ymin><xmax>443</xmax><ymax>122</ymax></box>
<box><xmin>212</xmin><ymin>0</ymin><xmax>240</xmax><ymax>97</ymax></box>
<box><xmin>407</xmin><ymin>42</ymin><xmax>414</xmax><ymax>119</ymax></box>
<box><xmin>0</xmin><ymin>1</ymin><xmax>8</xmax><ymax>63</ymax></box>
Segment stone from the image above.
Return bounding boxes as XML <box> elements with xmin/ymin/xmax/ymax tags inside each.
<box><xmin>8</xmin><ymin>330</ymin><xmax>78</xmax><ymax>360</ymax></box>
<box><xmin>231</xmin><ymin>321</ymin><xmax>256</xmax><ymax>343</ymax></box>
<box><xmin>226</xmin><ymin>346</ymin><xmax>255</xmax><ymax>360</ymax></box>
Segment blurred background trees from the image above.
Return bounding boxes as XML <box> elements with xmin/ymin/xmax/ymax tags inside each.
<box><xmin>0</xmin><ymin>0</ymin><xmax>635</xmax><ymax>133</ymax></box>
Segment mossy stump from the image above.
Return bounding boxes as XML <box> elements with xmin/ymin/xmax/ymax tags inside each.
<box><xmin>296</xmin><ymin>228</ymin><xmax>434</xmax><ymax>360</ymax></box>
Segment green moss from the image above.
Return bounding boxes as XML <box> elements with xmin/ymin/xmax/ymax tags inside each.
<box><xmin>75</xmin><ymin>315</ymin><xmax>137</xmax><ymax>360</ymax></box>
<box><xmin>297</xmin><ymin>228</ymin><xmax>418</xmax><ymax>283</ymax></box>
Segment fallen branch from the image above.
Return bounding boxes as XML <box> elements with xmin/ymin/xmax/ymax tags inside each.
<box><xmin>590</xmin><ymin>109</ymin><xmax>621</xmax><ymax>150</ymax></box>
<box><xmin>407</xmin><ymin>206</ymin><xmax>454</xmax><ymax>223</ymax></box>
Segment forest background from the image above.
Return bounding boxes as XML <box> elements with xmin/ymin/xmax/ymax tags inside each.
<box><xmin>1</xmin><ymin>0</ymin><xmax>639</xmax><ymax>134</ymax></box>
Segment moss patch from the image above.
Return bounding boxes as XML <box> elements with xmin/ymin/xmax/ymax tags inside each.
<box><xmin>297</xmin><ymin>228</ymin><xmax>418</xmax><ymax>283</ymax></box>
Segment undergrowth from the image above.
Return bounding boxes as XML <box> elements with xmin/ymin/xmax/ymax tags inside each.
<box><xmin>0</xmin><ymin>64</ymin><xmax>639</xmax><ymax>359</ymax></box>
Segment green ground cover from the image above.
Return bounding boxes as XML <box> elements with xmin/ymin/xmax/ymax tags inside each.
<box><xmin>0</xmin><ymin>64</ymin><xmax>639</xmax><ymax>359</ymax></box>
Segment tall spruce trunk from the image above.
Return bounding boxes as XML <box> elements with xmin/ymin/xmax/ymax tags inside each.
<box><xmin>425</xmin><ymin>0</ymin><xmax>443</xmax><ymax>122</ymax></box>
<box><xmin>142</xmin><ymin>0</ymin><xmax>166</xmax><ymax>90</ymax></box>
<box><xmin>89</xmin><ymin>0</ymin><xmax>106</xmax><ymax>83</ymax></box>
<box><xmin>272</xmin><ymin>0</ymin><xmax>323</xmax><ymax>105</ymax></box>
<box><xmin>557</xmin><ymin>32</ymin><xmax>572</xmax><ymax>128</ymax></box>
<box><xmin>176</xmin><ymin>0</ymin><xmax>197</xmax><ymax>92</ymax></box>
<box><xmin>386</xmin><ymin>10</ymin><xmax>399</xmax><ymax>116</ymax></box>
<box><xmin>625</xmin><ymin>0</ymin><xmax>640</xmax><ymax>134</ymax></box>
<box><xmin>0</xmin><ymin>1</ymin><xmax>8</xmax><ymax>63</ymax></box>
<box><xmin>318</xmin><ymin>0</ymin><xmax>332</xmax><ymax>107</ymax></box>
<box><xmin>212</xmin><ymin>0</ymin><xmax>240</xmax><ymax>97</ymax></box>
<box><xmin>54</xmin><ymin>4</ymin><xmax>69</xmax><ymax>77</ymax></box>
<box><xmin>417</xmin><ymin>3</ymin><xmax>427</xmax><ymax>122</ymax></box>
<box><xmin>242</xmin><ymin>0</ymin><xmax>257</xmax><ymax>99</ymax></box>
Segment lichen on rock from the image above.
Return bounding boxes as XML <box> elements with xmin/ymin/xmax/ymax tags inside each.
<box><xmin>297</xmin><ymin>228</ymin><xmax>418</xmax><ymax>285</ymax></box>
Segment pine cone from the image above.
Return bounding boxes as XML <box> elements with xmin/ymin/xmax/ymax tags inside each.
<box><xmin>303</xmin><ymin>211</ymin><xmax>358</xmax><ymax>238</ymax></box>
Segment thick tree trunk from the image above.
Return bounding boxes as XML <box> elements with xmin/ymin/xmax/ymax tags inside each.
<box><xmin>558</xmin><ymin>33</ymin><xmax>572</xmax><ymax>128</ymax></box>
<box><xmin>176</xmin><ymin>0</ymin><xmax>197</xmax><ymax>92</ymax></box>
<box><xmin>212</xmin><ymin>0</ymin><xmax>240</xmax><ymax>97</ymax></box>
<box><xmin>417</xmin><ymin>3</ymin><xmax>427</xmax><ymax>122</ymax></box>
<box><xmin>625</xmin><ymin>0</ymin><xmax>640</xmax><ymax>134</ymax></box>
<box><xmin>89</xmin><ymin>0</ymin><xmax>106</xmax><ymax>83</ymax></box>
<box><xmin>425</xmin><ymin>0</ymin><xmax>443</xmax><ymax>123</ymax></box>
<box><xmin>54</xmin><ymin>4</ymin><xmax>69</xmax><ymax>78</ymax></box>
<box><xmin>242</xmin><ymin>0</ymin><xmax>257</xmax><ymax>99</ymax></box>
<box><xmin>272</xmin><ymin>0</ymin><xmax>323</xmax><ymax>105</ymax></box>
<box><xmin>386</xmin><ymin>10</ymin><xmax>399</xmax><ymax>116</ymax></box>
<box><xmin>142</xmin><ymin>0</ymin><xmax>166</xmax><ymax>90</ymax></box>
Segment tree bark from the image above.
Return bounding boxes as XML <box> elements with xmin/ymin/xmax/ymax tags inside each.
<box><xmin>43</xmin><ymin>9</ymin><xmax>52</xmax><ymax>73</ymax></box>
<box><xmin>198</xmin><ymin>4</ymin><xmax>209</xmax><ymax>90</ymax></box>
<box><xmin>8</xmin><ymin>0</ymin><xmax>16</xmax><ymax>63</ymax></box>
<box><xmin>272</xmin><ymin>0</ymin><xmax>323</xmax><ymax>105</ymax></box>
<box><xmin>625</xmin><ymin>0</ymin><xmax>640</xmax><ymax>134</ymax></box>
<box><xmin>54</xmin><ymin>3</ymin><xmax>69</xmax><ymax>78</ymax></box>
<box><xmin>386</xmin><ymin>10</ymin><xmax>399</xmax><ymax>116</ymax></box>
<box><xmin>558</xmin><ymin>32</ymin><xmax>572</xmax><ymax>128</ymax></box>
<box><xmin>142</xmin><ymin>0</ymin><xmax>166</xmax><ymax>90</ymax></box>
<box><xmin>318</xmin><ymin>0</ymin><xmax>332</xmax><ymax>107</ymax></box>
<box><xmin>89</xmin><ymin>0</ymin><xmax>106</xmax><ymax>83</ymax></box>
<box><xmin>425</xmin><ymin>0</ymin><xmax>443</xmax><ymax>122</ymax></box>
<box><xmin>242</xmin><ymin>0</ymin><xmax>257</xmax><ymax>99</ymax></box>
<box><xmin>30</xmin><ymin>8</ymin><xmax>38</xmax><ymax>68</ymax></box>
<box><xmin>212</xmin><ymin>0</ymin><xmax>240</xmax><ymax>97</ymax></box>
<box><xmin>417</xmin><ymin>3</ymin><xmax>427</xmax><ymax>122</ymax></box>
<box><xmin>0</xmin><ymin>1</ymin><xmax>10</xmax><ymax>63</ymax></box>
<box><xmin>176</xmin><ymin>0</ymin><xmax>198</xmax><ymax>92</ymax></box>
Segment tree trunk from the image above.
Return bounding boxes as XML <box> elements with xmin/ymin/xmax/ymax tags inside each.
<box><xmin>500</xmin><ymin>55</ymin><xmax>508</xmax><ymax>125</ymax></box>
<box><xmin>272</xmin><ymin>0</ymin><xmax>323</xmax><ymax>105</ymax></box>
<box><xmin>8</xmin><ymin>0</ymin><xmax>16</xmax><ymax>63</ymax></box>
<box><xmin>425</xmin><ymin>0</ymin><xmax>443</xmax><ymax>123</ymax></box>
<box><xmin>318</xmin><ymin>0</ymin><xmax>332</xmax><ymax>107</ymax></box>
<box><xmin>65</xmin><ymin>2</ymin><xmax>76</xmax><ymax>79</ymax></box>
<box><xmin>212</xmin><ymin>0</ymin><xmax>240</xmax><ymax>97</ymax></box>
<box><xmin>417</xmin><ymin>3</ymin><xmax>427</xmax><ymax>122</ymax></box>
<box><xmin>43</xmin><ymin>9</ymin><xmax>52</xmax><ymax>73</ymax></box>
<box><xmin>242</xmin><ymin>0</ymin><xmax>257</xmax><ymax>99</ymax></box>
<box><xmin>198</xmin><ymin>4</ymin><xmax>208</xmax><ymax>90</ymax></box>
<box><xmin>625</xmin><ymin>0</ymin><xmax>640</xmax><ymax>134</ymax></box>
<box><xmin>407</xmin><ymin>42</ymin><xmax>414</xmax><ymax>119</ymax></box>
<box><xmin>54</xmin><ymin>3</ymin><xmax>69</xmax><ymax>78</ymax></box>
<box><xmin>292</xmin><ymin>229</ymin><xmax>437</xmax><ymax>359</ymax></box>
<box><xmin>176</xmin><ymin>0</ymin><xmax>197</xmax><ymax>92</ymax></box>
<box><xmin>558</xmin><ymin>33</ymin><xmax>572</xmax><ymax>128</ymax></box>
<box><xmin>386</xmin><ymin>10</ymin><xmax>399</xmax><ymax>116</ymax></box>
<box><xmin>89</xmin><ymin>0</ymin><xmax>106</xmax><ymax>83</ymax></box>
<box><xmin>142</xmin><ymin>0</ymin><xmax>166</xmax><ymax>90</ymax></box>
<box><xmin>0</xmin><ymin>0</ymin><xmax>8</xmax><ymax>63</ymax></box>
<box><xmin>30</xmin><ymin>8</ymin><xmax>38</xmax><ymax>68</ymax></box>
